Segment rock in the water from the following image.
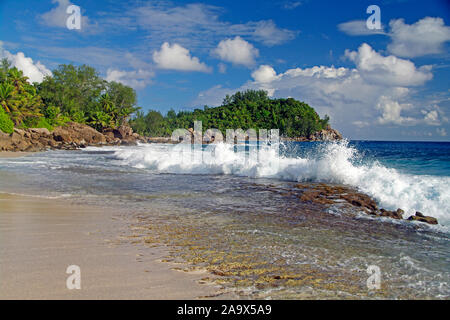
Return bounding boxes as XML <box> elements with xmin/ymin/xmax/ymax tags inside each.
<box><xmin>379</xmin><ymin>208</ymin><xmax>403</xmax><ymax>220</ymax></box>
<box><xmin>415</xmin><ymin>211</ymin><xmax>425</xmax><ymax>218</ymax></box>
<box><xmin>407</xmin><ymin>212</ymin><xmax>438</xmax><ymax>225</ymax></box>
<box><xmin>340</xmin><ymin>193</ymin><xmax>378</xmax><ymax>212</ymax></box>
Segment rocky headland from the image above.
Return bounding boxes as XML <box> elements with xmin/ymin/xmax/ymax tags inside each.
<box><xmin>0</xmin><ymin>122</ymin><xmax>150</xmax><ymax>152</ymax></box>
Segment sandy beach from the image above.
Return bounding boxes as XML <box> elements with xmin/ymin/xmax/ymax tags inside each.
<box><xmin>0</xmin><ymin>152</ymin><xmax>32</xmax><ymax>159</ymax></box>
<box><xmin>0</xmin><ymin>192</ymin><xmax>225</xmax><ymax>299</ymax></box>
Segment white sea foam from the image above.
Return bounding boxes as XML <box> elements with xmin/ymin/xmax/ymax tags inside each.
<box><xmin>113</xmin><ymin>141</ymin><xmax>450</xmax><ymax>225</ymax></box>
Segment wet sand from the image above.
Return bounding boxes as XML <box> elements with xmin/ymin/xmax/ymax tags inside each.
<box><xmin>0</xmin><ymin>152</ymin><xmax>32</xmax><ymax>159</ymax></box>
<box><xmin>0</xmin><ymin>193</ymin><xmax>225</xmax><ymax>299</ymax></box>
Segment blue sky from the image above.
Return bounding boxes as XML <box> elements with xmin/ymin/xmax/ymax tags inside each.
<box><xmin>0</xmin><ymin>0</ymin><xmax>449</xmax><ymax>140</ymax></box>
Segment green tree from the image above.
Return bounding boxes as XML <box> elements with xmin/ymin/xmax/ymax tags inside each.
<box><xmin>130</xmin><ymin>90</ymin><xmax>331</xmax><ymax>138</ymax></box>
<box><xmin>0</xmin><ymin>106</ymin><xmax>14</xmax><ymax>134</ymax></box>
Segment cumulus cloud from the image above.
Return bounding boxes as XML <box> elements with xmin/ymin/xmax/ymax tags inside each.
<box><xmin>106</xmin><ymin>68</ymin><xmax>154</xmax><ymax>90</ymax></box>
<box><xmin>388</xmin><ymin>17</ymin><xmax>450</xmax><ymax>58</ymax></box>
<box><xmin>423</xmin><ymin>110</ymin><xmax>440</xmax><ymax>126</ymax></box>
<box><xmin>338</xmin><ymin>20</ymin><xmax>386</xmax><ymax>35</ymax></box>
<box><xmin>0</xmin><ymin>45</ymin><xmax>51</xmax><ymax>83</ymax></box>
<box><xmin>251</xmin><ymin>65</ymin><xmax>278</xmax><ymax>83</ymax></box>
<box><xmin>339</xmin><ymin>16</ymin><xmax>450</xmax><ymax>58</ymax></box>
<box><xmin>421</xmin><ymin>105</ymin><xmax>448</xmax><ymax>126</ymax></box>
<box><xmin>376</xmin><ymin>96</ymin><xmax>417</xmax><ymax>125</ymax></box>
<box><xmin>213</xmin><ymin>37</ymin><xmax>259</xmax><ymax>67</ymax></box>
<box><xmin>196</xmin><ymin>44</ymin><xmax>439</xmax><ymax>136</ymax></box>
<box><xmin>40</xmin><ymin>0</ymin><xmax>94</xmax><ymax>31</ymax></box>
<box><xmin>153</xmin><ymin>42</ymin><xmax>211</xmax><ymax>72</ymax></box>
<box><xmin>345</xmin><ymin>43</ymin><xmax>433</xmax><ymax>87</ymax></box>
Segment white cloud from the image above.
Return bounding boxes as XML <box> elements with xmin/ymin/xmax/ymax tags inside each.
<box><xmin>436</xmin><ymin>128</ymin><xmax>447</xmax><ymax>137</ymax></box>
<box><xmin>338</xmin><ymin>20</ymin><xmax>386</xmax><ymax>35</ymax></box>
<box><xmin>345</xmin><ymin>43</ymin><xmax>433</xmax><ymax>87</ymax></box>
<box><xmin>0</xmin><ymin>44</ymin><xmax>51</xmax><ymax>83</ymax></box>
<box><xmin>423</xmin><ymin>110</ymin><xmax>440</xmax><ymax>126</ymax></box>
<box><xmin>106</xmin><ymin>68</ymin><xmax>154</xmax><ymax>90</ymax></box>
<box><xmin>421</xmin><ymin>105</ymin><xmax>448</xmax><ymax>126</ymax></box>
<box><xmin>213</xmin><ymin>37</ymin><xmax>259</xmax><ymax>67</ymax></box>
<box><xmin>153</xmin><ymin>42</ymin><xmax>211</xmax><ymax>72</ymax></box>
<box><xmin>40</xmin><ymin>0</ymin><xmax>94</xmax><ymax>31</ymax></box>
<box><xmin>251</xmin><ymin>65</ymin><xmax>278</xmax><ymax>83</ymax></box>
<box><xmin>388</xmin><ymin>17</ymin><xmax>450</xmax><ymax>58</ymax></box>
<box><xmin>339</xmin><ymin>16</ymin><xmax>450</xmax><ymax>58</ymax></box>
<box><xmin>376</xmin><ymin>96</ymin><xmax>417</xmax><ymax>125</ymax></box>
<box><xmin>196</xmin><ymin>44</ymin><xmax>439</xmax><ymax>136</ymax></box>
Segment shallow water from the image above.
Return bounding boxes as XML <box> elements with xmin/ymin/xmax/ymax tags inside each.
<box><xmin>0</xmin><ymin>141</ymin><xmax>449</xmax><ymax>299</ymax></box>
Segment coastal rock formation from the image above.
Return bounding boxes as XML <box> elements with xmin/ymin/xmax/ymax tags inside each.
<box><xmin>147</xmin><ymin>137</ymin><xmax>177</xmax><ymax>144</ymax></box>
<box><xmin>0</xmin><ymin>123</ymin><xmax>146</xmax><ymax>152</ymax></box>
<box><xmin>294</xmin><ymin>183</ymin><xmax>438</xmax><ymax>225</ymax></box>
<box><xmin>53</xmin><ymin>122</ymin><xmax>106</xmax><ymax>145</ymax></box>
<box><xmin>340</xmin><ymin>193</ymin><xmax>378</xmax><ymax>212</ymax></box>
<box><xmin>408</xmin><ymin>212</ymin><xmax>438</xmax><ymax>225</ymax></box>
<box><xmin>380</xmin><ymin>208</ymin><xmax>404</xmax><ymax>220</ymax></box>
<box><xmin>308</xmin><ymin>127</ymin><xmax>343</xmax><ymax>141</ymax></box>
<box><xmin>283</xmin><ymin>126</ymin><xmax>343</xmax><ymax>142</ymax></box>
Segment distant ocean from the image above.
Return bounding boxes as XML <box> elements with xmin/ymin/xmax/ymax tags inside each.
<box><xmin>1</xmin><ymin>140</ymin><xmax>449</xmax><ymax>298</ymax></box>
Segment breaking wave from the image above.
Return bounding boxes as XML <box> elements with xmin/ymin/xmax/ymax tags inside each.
<box><xmin>113</xmin><ymin>141</ymin><xmax>450</xmax><ymax>225</ymax></box>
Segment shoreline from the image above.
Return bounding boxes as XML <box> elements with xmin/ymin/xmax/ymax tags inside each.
<box><xmin>0</xmin><ymin>193</ymin><xmax>229</xmax><ymax>299</ymax></box>
<box><xmin>0</xmin><ymin>151</ymin><xmax>32</xmax><ymax>158</ymax></box>
<box><xmin>0</xmin><ymin>143</ymin><xmax>445</xmax><ymax>299</ymax></box>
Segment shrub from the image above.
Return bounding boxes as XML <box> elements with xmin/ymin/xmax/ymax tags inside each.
<box><xmin>35</xmin><ymin>117</ymin><xmax>54</xmax><ymax>131</ymax></box>
<box><xmin>22</xmin><ymin>117</ymin><xmax>54</xmax><ymax>131</ymax></box>
<box><xmin>0</xmin><ymin>108</ymin><xmax>14</xmax><ymax>134</ymax></box>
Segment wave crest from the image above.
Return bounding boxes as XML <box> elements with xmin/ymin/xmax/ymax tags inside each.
<box><xmin>114</xmin><ymin>141</ymin><xmax>450</xmax><ymax>225</ymax></box>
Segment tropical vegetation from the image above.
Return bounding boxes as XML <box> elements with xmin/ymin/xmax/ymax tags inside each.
<box><xmin>0</xmin><ymin>58</ymin><xmax>138</xmax><ymax>133</ymax></box>
<box><xmin>0</xmin><ymin>57</ymin><xmax>330</xmax><ymax>139</ymax></box>
<box><xmin>130</xmin><ymin>90</ymin><xmax>330</xmax><ymax>138</ymax></box>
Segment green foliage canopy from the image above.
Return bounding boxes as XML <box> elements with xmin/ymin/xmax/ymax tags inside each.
<box><xmin>0</xmin><ymin>105</ymin><xmax>14</xmax><ymax>134</ymax></box>
<box><xmin>0</xmin><ymin>60</ymin><xmax>139</xmax><ymax>133</ymax></box>
<box><xmin>37</xmin><ymin>64</ymin><xmax>138</xmax><ymax>131</ymax></box>
<box><xmin>130</xmin><ymin>90</ymin><xmax>330</xmax><ymax>138</ymax></box>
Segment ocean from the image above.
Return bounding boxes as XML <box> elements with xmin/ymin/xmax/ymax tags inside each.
<box><xmin>0</xmin><ymin>140</ymin><xmax>449</xmax><ymax>299</ymax></box>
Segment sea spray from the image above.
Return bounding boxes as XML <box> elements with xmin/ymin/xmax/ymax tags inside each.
<box><xmin>114</xmin><ymin>140</ymin><xmax>450</xmax><ymax>225</ymax></box>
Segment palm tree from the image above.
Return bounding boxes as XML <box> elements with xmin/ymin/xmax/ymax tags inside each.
<box><xmin>0</xmin><ymin>83</ymin><xmax>14</xmax><ymax>113</ymax></box>
<box><xmin>8</xmin><ymin>68</ymin><xmax>29</xmax><ymax>93</ymax></box>
<box><xmin>99</xmin><ymin>93</ymin><xmax>119</xmax><ymax>127</ymax></box>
